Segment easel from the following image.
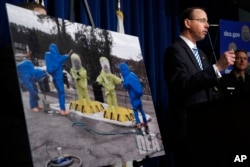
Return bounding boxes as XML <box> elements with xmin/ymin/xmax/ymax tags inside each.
<box><xmin>81</xmin><ymin>0</ymin><xmax>95</xmax><ymax>28</ymax></box>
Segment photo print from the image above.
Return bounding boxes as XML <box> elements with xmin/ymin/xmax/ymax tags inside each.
<box><xmin>6</xmin><ymin>3</ymin><xmax>165</xmax><ymax>167</ymax></box>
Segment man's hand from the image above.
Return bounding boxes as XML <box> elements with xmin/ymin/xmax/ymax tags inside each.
<box><xmin>215</xmin><ymin>49</ymin><xmax>235</xmax><ymax>71</ymax></box>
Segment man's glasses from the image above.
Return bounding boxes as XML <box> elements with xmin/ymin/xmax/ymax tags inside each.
<box><xmin>188</xmin><ymin>18</ymin><xmax>209</xmax><ymax>25</ymax></box>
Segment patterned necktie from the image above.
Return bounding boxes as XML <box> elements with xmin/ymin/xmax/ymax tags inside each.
<box><xmin>192</xmin><ymin>47</ymin><xmax>203</xmax><ymax>70</ymax></box>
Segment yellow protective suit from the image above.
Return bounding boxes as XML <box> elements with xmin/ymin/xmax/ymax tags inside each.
<box><xmin>96</xmin><ymin>57</ymin><xmax>122</xmax><ymax>112</ymax></box>
<box><xmin>70</xmin><ymin>53</ymin><xmax>90</xmax><ymax>104</ymax></box>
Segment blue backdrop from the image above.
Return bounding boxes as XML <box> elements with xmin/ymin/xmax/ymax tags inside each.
<box><xmin>0</xmin><ymin>0</ymin><xmax>239</xmax><ymax>166</ymax></box>
<box><xmin>220</xmin><ymin>19</ymin><xmax>250</xmax><ymax>74</ymax></box>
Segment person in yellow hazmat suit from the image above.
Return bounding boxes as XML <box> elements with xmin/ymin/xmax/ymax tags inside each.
<box><xmin>70</xmin><ymin>53</ymin><xmax>91</xmax><ymax>104</ymax></box>
<box><xmin>96</xmin><ymin>56</ymin><xmax>122</xmax><ymax>112</ymax></box>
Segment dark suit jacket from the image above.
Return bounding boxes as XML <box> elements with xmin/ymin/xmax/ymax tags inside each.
<box><xmin>219</xmin><ymin>71</ymin><xmax>250</xmax><ymax>97</ymax></box>
<box><xmin>164</xmin><ymin>37</ymin><xmax>219</xmax><ymax>150</ymax></box>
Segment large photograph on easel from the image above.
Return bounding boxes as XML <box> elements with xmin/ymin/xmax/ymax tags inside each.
<box><xmin>6</xmin><ymin>3</ymin><xmax>165</xmax><ymax>167</ymax></box>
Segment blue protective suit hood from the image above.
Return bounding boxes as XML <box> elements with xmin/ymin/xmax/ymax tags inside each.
<box><xmin>119</xmin><ymin>62</ymin><xmax>143</xmax><ymax>98</ymax></box>
<box><xmin>119</xmin><ymin>62</ymin><xmax>130</xmax><ymax>78</ymax></box>
<box><xmin>49</xmin><ymin>43</ymin><xmax>60</xmax><ymax>56</ymax></box>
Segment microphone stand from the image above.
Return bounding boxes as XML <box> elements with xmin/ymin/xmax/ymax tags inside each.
<box><xmin>207</xmin><ymin>24</ymin><xmax>219</xmax><ymax>64</ymax></box>
<box><xmin>207</xmin><ymin>24</ymin><xmax>221</xmax><ymax>95</ymax></box>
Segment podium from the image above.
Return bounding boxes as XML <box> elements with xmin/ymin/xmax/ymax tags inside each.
<box><xmin>187</xmin><ymin>94</ymin><xmax>250</xmax><ymax>166</ymax></box>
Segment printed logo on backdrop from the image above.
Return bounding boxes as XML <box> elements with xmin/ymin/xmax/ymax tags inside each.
<box><xmin>220</xmin><ymin>19</ymin><xmax>250</xmax><ymax>73</ymax></box>
<box><xmin>242</xmin><ymin>25</ymin><xmax>250</xmax><ymax>41</ymax></box>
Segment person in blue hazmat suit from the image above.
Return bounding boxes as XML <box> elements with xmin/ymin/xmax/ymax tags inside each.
<box><xmin>70</xmin><ymin>53</ymin><xmax>91</xmax><ymax>104</ymax></box>
<box><xmin>96</xmin><ymin>56</ymin><xmax>122</xmax><ymax>112</ymax></box>
<box><xmin>119</xmin><ymin>62</ymin><xmax>148</xmax><ymax>130</ymax></box>
<box><xmin>45</xmin><ymin>43</ymin><xmax>72</xmax><ymax>116</ymax></box>
<box><xmin>17</xmin><ymin>59</ymin><xmax>47</xmax><ymax>112</ymax></box>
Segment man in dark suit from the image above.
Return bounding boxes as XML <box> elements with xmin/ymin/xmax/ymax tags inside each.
<box><xmin>163</xmin><ymin>7</ymin><xmax>236</xmax><ymax>167</ymax></box>
<box><xmin>219</xmin><ymin>49</ymin><xmax>250</xmax><ymax>97</ymax></box>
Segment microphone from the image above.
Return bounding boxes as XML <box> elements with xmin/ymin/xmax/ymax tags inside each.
<box><xmin>209</xmin><ymin>24</ymin><xmax>219</xmax><ymax>27</ymax></box>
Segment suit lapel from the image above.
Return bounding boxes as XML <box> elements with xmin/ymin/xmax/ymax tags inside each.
<box><xmin>178</xmin><ymin>38</ymin><xmax>201</xmax><ymax>70</ymax></box>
